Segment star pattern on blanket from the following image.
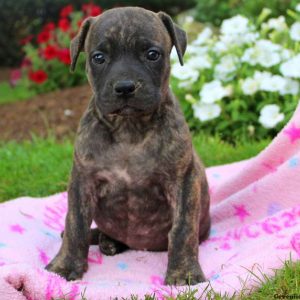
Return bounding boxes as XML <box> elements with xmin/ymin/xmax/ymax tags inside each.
<box><xmin>284</xmin><ymin>122</ymin><xmax>300</xmax><ymax>144</ymax></box>
<box><xmin>37</xmin><ymin>248</ymin><xmax>50</xmax><ymax>265</ymax></box>
<box><xmin>288</xmin><ymin>157</ymin><xmax>299</xmax><ymax>168</ymax></box>
<box><xmin>10</xmin><ymin>224</ymin><xmax>25</xmax><ymax>234</ymax></box>
<box><xmin>233</xmin><ymin>204</ymin><xmax>250</xmax><ymax>222</ymax></box>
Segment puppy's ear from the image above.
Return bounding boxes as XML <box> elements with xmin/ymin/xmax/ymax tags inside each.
<box><xmin>70</xmin><ymin>17</ymin><xmax>93</xmax><ymax>72</ymax></box>
<box><xmin>157</xmin><ymin>12</ymin><xmax>187</xmax><ymax>66</ymax></box>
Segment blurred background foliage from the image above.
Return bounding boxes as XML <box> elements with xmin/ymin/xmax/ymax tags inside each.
<box><xmin>194</xmin><ymin>0</ymin><xmax>297</xmax><ymax>26</ymax></box>
<box><xmin>0</xmin><ymin>0</ymin><xmax>195</xmax><ymax>67</ymax></box>
<box><xmin>1</xmin><ymin>0</ymin><xmax>300</xmax><ymax>142</ymax></box>
<box><xmin>1</xmin><ymin>0</ymin><xmax>296</xmax><ymax>67</ymax></box>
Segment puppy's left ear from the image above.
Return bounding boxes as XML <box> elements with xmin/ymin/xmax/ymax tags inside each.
<box><xmin>70</xmin><ymin>17</ymin><xmax>94</xmax><ymax>72</ymax></box>
<box><xmin>157</xmin><ymin>12</ymin><xmax>187</xmax><ymax>66</ymax></box>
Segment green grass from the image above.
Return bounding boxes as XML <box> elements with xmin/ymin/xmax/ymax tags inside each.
<box><xmin>52</xmin><ymin>258</ymin><xmax>300</xmax><ymax>300</ymax></box>
<box><xmin>0</xmin><ymin>82</ymin><xmax>36</xmax><ymax>104</ymax></box>
<box><xmin>0</xmin><ymin>136</ymin><xmax>73</xmax><ymax>202</ymax></box>
<box><xmin>0</xmin><ymin>134</ymin><xmax>270</xmax><ymax>202</ymax></box>
<box><xmin>193</xmin><ymin>135</ymin><xmax>270</xmax><ymax>166</ymax></box>
<box><xmin>3</xmin><ymin>134</ymin><xmax>299</xmax><ymax>300</ymax></box>
<box><xmin>239</xmin><ymin>258</ymin><xmax>300</xmax><ymax>300</ymax></box>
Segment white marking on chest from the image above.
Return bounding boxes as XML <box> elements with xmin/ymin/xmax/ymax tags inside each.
<box><xmin>114</xmin><ymin>168</ymin><xmax>132</xmax><ymax>183</ymax></box>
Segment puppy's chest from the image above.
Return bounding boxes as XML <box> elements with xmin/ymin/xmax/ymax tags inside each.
<box><xmin>92</xmin><ymin>160</ymin><xmax>167</xmax><ymax>208</ymax></box>
<box><xmin>86</xmin><ymin>147</ymin><xmax>173</xmax><ymax>249</ymax></box>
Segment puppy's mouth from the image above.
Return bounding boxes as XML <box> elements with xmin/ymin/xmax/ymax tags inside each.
<box><xmin>110</xmin><ymin>105</ymin><xmax>145</xmax><ymax>116</ymax></box>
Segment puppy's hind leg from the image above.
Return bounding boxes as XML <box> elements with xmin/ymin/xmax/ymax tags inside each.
<box><xmin>61</xmin><ymin>227</ymin><xmax>128</xmax><ymax>255</ymax></box>
<box><xmin>99</xmin><ymin>232</ymin><xmax>128</xmax><ymax>256</ymax></box>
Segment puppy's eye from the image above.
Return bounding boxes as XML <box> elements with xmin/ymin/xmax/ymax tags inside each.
<box><xmin>146</xmin><ymin>49</ymin><xmax>160</xmax><ymax>61</ymax></box>
<box><xmin>92</xmin><ymin>52</ymin><xmax>105</xmax><ymax>64</ymax></box>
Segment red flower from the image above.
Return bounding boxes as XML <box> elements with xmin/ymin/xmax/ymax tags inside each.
<box><xmin>58</xmin><ymin>18</ymin><xmax>70</xmax><ymax>32</ymax></box>
<box><xmin>10</xmin><ymin>69</ymin><xmax>22</xmax><ymax>86</ymax></box>
<box><xmin>29</xmin><ymin>70</ymin><xmax>48</xmax><ymax>84</ymax></box>
<box><xmin>43</xmin><ymin>45</ymin><xmax>57</xmax><ymax>60</ymax></box>
<box><xmin>37</xmin><ymin>31</ymin><xmax>51</xmax><ymax>44</ymax></box>
<box><xmin>43</xmin><ymin>22</ymin><xmax>56</xmax><ymax>32</ymax></box>
<box><xmin>60</xmin><ymin>4</ymin><xmax>73</xmax><ymax>18</ymax></box>
<box><xmin>21</xmin><ymin>57</ymin><xmax>32</xmax><ymax>68</ymax></box>
<box><xmin>58</xmin><ymin>48</ymin><xmax>71</xmax><ymax>65</ymax></box>
<box><xmin>82</xmin><ymin>3</ymin><xmax>102</xmax><ymax>17</ymax></box>
<box><xmin>20</xmin><ymin>34</ymin><xmax>34</xmax><ymax>45</ymax></box>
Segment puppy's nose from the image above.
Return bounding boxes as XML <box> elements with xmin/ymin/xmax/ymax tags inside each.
<box><xmin>114</xmin><ymin>80</ymin><xmax>136</xmax><ymax>96</ymax></box>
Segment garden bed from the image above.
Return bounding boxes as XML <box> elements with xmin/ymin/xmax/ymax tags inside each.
<box><xmin>0</xmin><ymin>85</ymin><xmax>91</xmax><ymax>141</ymax></box>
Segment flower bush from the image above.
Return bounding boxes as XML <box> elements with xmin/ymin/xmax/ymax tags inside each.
<box><xmin>194</xmin><ymin>0</ymin><xmax>297</xmax><ymax>26</ymax></box>
<box><xmin>19</xmin><ymin>3</ymin><xmax>102</xmax><ymax>93</ymax></box>
<box><xmin>171</xmin><ymin>6</ymin><xmax>300</xmax><ymax>141</ymax></box>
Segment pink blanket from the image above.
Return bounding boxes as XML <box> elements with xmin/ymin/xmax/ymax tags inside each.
<box><xmin>1</xmin><ymin>104</ymin><xmax>300</xmax><ymax>300</ymax></box>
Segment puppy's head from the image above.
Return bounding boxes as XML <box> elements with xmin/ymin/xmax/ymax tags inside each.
<box><xmin>70</xmin><ymin>7</ymin><xmax>186</xmax><ymax>117</ymax></box>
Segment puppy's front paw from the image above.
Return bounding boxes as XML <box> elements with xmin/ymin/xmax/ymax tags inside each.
<box><xmin>165</xmin><ymin>264</ymin><xmax>206</xmax><ymax>285</ymax></box>
<box><xmin>45</xmin><ymin>255</ymin><xmax>88</xmax><ymax>281</ymax></box>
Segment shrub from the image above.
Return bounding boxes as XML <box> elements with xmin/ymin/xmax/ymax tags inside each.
<box><xmin>171</xmin><ymin>6</ymin><xmax>300</xmax><ymax>142</ymax></box>
<box><xmin>19</xmin><ymin>3</ymin><xmax>103</xmax><ymax>93</ymax></box>
<box><xmin>0</xmin><ymin>0</ymin><xmax>195</xmax><ymax>67</ymax></box>
<box><xmin>16</xmin><ymin>1</ymin><xmax>196</xmax><ymax>94</ymax></box>
<box><xmin>194</xmin><ymin>0</ymin><xmax>297</xmax><ymax>26</ymax></box>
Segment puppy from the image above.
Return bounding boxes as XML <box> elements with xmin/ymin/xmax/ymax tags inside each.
<box><xmin>46</xmin><ymin>7</ymin><xmax>210</xmax><ymax>285</ymax></box>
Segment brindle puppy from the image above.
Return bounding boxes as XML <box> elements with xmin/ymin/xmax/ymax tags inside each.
<box><xmin>46</xmin><ymin>7</ymin><xmax>211</xmax><ymax>285</ymax></box>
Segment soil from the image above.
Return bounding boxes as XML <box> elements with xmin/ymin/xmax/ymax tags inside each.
<box><xmin>0</xmin><ymin>85</ymin><xmax>92</xmax><ymax>141</ymax></box>
<box><xmin>0</xmin><ymin>68</ymin><xmax>11</xmax><ymax>82</ymax></box>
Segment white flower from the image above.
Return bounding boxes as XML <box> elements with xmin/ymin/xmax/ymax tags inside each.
<box><xmin>213</xmin><ymin>31</ymin><xmax>258</xmax><ymax>53</ymax></box>
<box><xmin>221</xmin><ymin>15</ymin><xmax>251</xmax><ymax>35</ymax></box>
<box><xmin>241</xmin><ymin>40</ymin><xmax>282</xmax><ymax>67</ymax></box>
<box><xmin>259</xmin><ymin>104</ymin><xmax>284</xmax><ymax>128</ymax></box>
<box><xmin>170</xmin><ymin>47</ymin><xmax>178</xmax><ymax>61</ymax></box>
<box><xmin>192</xmin><ymin>102</ymin><xmax>221</xmax><ymax>121</ymax></box>
<box><xmin>213</xmin><ymin>15</ymin><xmax>259</xmax><ymax>52</ymax></box>
<box><xmin>290</xmin><ymin>22</ymin><xmax>300</xmax><ymax>41</ymax></box>
<box><xmin>296</xmin><ymin>3</ymin><xmax>300</xmax><ymax>12</ymax></box>
<box><xmin>186</xmin><ymin>54</ymin><xmax>212</xmax><ymax>70</ymax></box>
<box><xmin>281</xmin><ymin>49</ymin><xmax>293</xmax><ymax>61</ymax></box>
<box><xmin>200</xmin><ymin>80</ymin><xmax>231</xmax><ymax>103</ymax></box>
<box><xmin>242</xmin><ymin>32</ymin><xmax>259</xmax><ymax>44</ymax></box>
<box><xmin>253</xmin><ymin>71</ymin><xmax>273</xmax><ymax>81</ymax></box>
<box><xmin>252</xmin><ymin>71</ymin><xmax>287</xmax><ymax>93</ymax></box>
<box><xmin>184</xmin><ymin>16</ymin><xmax>194</xmax><ymax>24</ymax></box>
<box><xmin>213</xmin><ymin>40</ymin><xmax>229</xmax><ymax>53</ymax></box>
<box><xmin>280</xmin><ymin>78</ymin><xmax>300</xmax><ymax>95</ymax></box>
<box><xmin>214</xmin><ymin>55</ymin><xmax>239</xmax><ymax>81</ymax></box>
<box><xmin>218</xmin><ymin>55</ymin><xmax>238</xmax><ymax>72</ymax></box>
<box><xmin>214</xmin><ymin>68</ymin><xmax>235</xmax><ymax>82</ymax></box>
<box><xmin>260</xmin><ymin>75</ymin><xmax>286</xmax><ymax>92</ymax></box>
<box><xmin>171</xmin><ymin>62</ymin><xmax>199</xmax><ymax>81</ymax></box>
<box><xmin>258</xmin><ymin>52</ymin><xmax>281</xmax><ymax>68</ymax></box>
<box><xmin>178</xmin><ymin>80</ymin><xmax>194</xmax><ymax>88</ymax></box>
<box><xmin>262</xmin><ymin>16</ymin><xmax>287</xmax><ymax>32</ymax></box>
<box><xmin>193</xmin><ymin>28</ymin><xmax>213</xmax><ymax>45</ymax></box>
<box><xmin>241</xmin><ymin>78</ymin><xmax>260</xmax><ymax>95</ymax></box>
<box><xmin>280</xmin><ymin>54</ymin><xmax>300</xmax><ymax>78</ymax></box>
<box><xmin>186</xmin><ymin>45</ymin><xmax>209</xmax><ymax>55</ymax></box>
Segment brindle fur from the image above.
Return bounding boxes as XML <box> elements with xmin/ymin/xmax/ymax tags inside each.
<box><xmin>46</xmin><ymin>7</ymin><xmax>210</xmax><ymax>285</ymax></box>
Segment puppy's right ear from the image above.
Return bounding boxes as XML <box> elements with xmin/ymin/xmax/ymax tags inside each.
<box><xmin>70</xmin><ymin>17</ymin><xmax>93</xmax><ymax>72</ymax></box>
